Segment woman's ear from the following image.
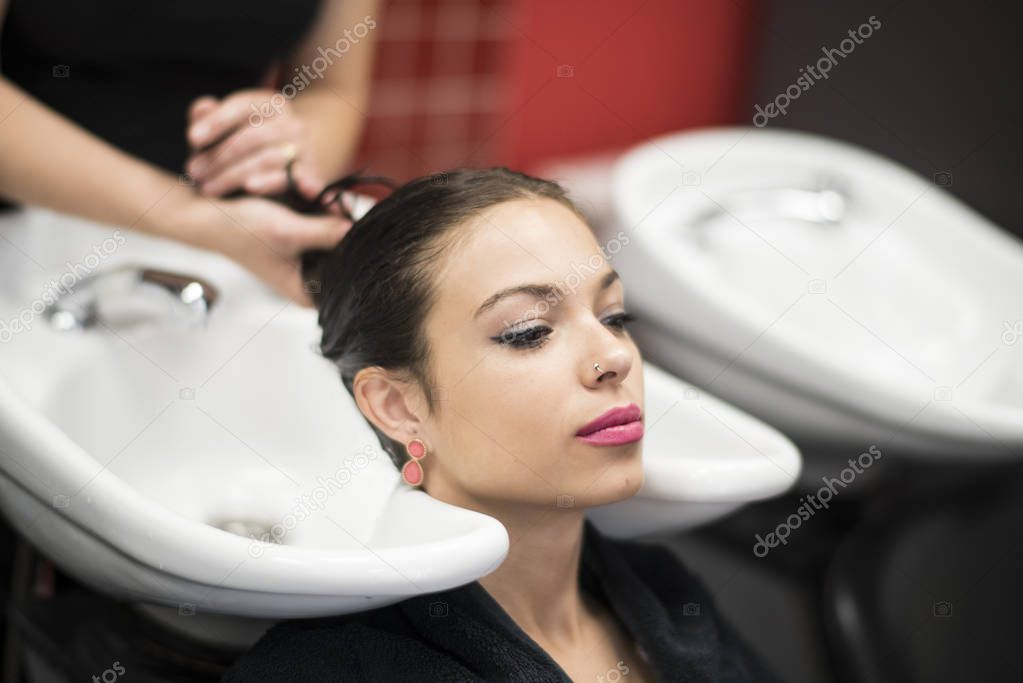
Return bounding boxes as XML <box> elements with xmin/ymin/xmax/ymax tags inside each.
<box><xmin>352</xmin><ymin>366</ymin><xmax>425</xmax><ymax>442</ymax></box>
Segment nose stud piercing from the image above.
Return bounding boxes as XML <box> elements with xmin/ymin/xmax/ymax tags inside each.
<box><xmin>401</xmin><ymin>438</ymin><xmax>428</xmax><ymax>487</ymax></box>
<box><xmin>593</xmin><ymin>361</ymin><xmax>602</xmax><ymax>373</ymax></box>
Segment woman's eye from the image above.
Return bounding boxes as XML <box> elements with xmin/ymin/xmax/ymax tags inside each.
<box><xmin>604</xmin><ymin>311</ymin><xmax>636</xmax><ymax>330</ymax></box>
<box><xmin>492</xmin><ymin>325</ymin><xmax>552</xmax><ymax>349</ymax></box>
<box><xmin>492</xmin><ymin>312</ymin><xmax>634</xmax><ymax>351</ymax></box>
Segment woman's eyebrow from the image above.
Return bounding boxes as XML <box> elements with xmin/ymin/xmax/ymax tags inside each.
<box><xmin>473</xmin><ymin>268</ymin><xmax>620</xmax><ymax>320</ymax></box>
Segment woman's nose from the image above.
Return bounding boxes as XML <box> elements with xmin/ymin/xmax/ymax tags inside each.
<box><xmin>585</xmin><ymin>335</ymin><xmax>633</xmax><ymax>386</ymax></box>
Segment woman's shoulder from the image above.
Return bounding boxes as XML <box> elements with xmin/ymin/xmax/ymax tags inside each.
<box><xmin>220</xmin><ymin>612</ymin><xmax>370</xmax><ymax>682</ymax></box>
<box><xmin>220</xmin><ymin>598</ymin><xmax>479</xmax><ymax>682</ymax></box>
<box><xmin>593</xmin><ymin>529</ymin><xmax>785</xmax><ymax>682</ymax></box>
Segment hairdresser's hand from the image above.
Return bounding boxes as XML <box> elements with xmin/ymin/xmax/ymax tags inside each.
<box><xmin>184</xmin><ymin>90</ymin><xmax>325</xmax><ymax>199</ymax></box>
<box><xmin>180</xmin><ymin>194</ymin><xmax>352</xmax><ymax>306</ymax></box>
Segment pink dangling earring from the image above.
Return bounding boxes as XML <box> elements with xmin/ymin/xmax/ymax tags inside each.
<box><xmin>401</xmin><ymin>438</ymin><xmax>428</xmax><ymax>487</ymax></box>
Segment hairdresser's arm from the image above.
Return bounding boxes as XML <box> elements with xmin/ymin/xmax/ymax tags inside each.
<box><xmin>184</xmin><ymin>0</ymin><xmax>381</xmax><ymax>198</ymax></box>
<box><xmin>0</xmin><ymin>70</ymin><xmax>347</xmax><ymax>304</ymax></box>
<box><xmin>0</xmin><ymin>0</ymin><xmax>349</xmax><ymax>306</ymax></box>
<box><xmin>0</xmin><ymin>75</ymin><xmax>199</xmax><ymax>240</ymax></box>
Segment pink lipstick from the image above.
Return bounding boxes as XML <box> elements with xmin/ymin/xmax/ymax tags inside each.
<box><xmin>575</xmin><ymin>402</ymin><xmax>644</xmax><ymax>446</ymax></box>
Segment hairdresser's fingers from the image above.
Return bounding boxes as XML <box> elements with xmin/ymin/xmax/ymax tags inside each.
<box><xmin>273</xmin><ymin>212</ymin><xmax>353</xmax><ymax>250</ymax></box>
<box><xmin>217</xmin><ymin>196</ymin><xmax>350</xmax><ymax>258</ymax></box>
<box><xmin>290</xmin><ymin>281</ymin><xmax>314</xmax><ymax>308</ymax></box>
<box><xmin>287</xmin><ymin>161</ymin><xmax>328</xmax><ymax>201</ymax></box>
<box><xmin>198</xmin><ymin>145</ymin><xmax>288</xmax><ymax>197</ymax></box>
<box><xmin>213</xmin><ymin>200</ymin><xmax>317</xmax><ymax>306</ymax></box>
<box><xmin>243</xmin><ymin>169</ymin><xmax>288</xmax><ymax>195</ymax></box>
<box><xmin>264</xmin><ymin>259</ymin><xmax>313</xmax><ymax>307</ymax></box>
<box><xmin>243</xmin><ymin>160</ymin><xmax>326</xmax><ymax>199</ymax></box>
<box><xmin>187</xmin><ymin>95</ymin><xmax>219</xmax><ymax>126</ymax></box>
<box><xmin>188</xmin><ymin>117</ymin><xmax>302</xmax><ymax>181</ymax></box>
<box><xmin>188</xmin><ymin>88</ymin><xmax>271</xmax><ymax>149</ymax></box>
<box><xmin>242</xmin><ymin>248</ymin><xmax>312</xmax><ymax>307</ymax></box>
<box><xmin>319</xmin><ymin>189</ymin><xmax>357</xmax><ymax>218</ymax></box>
<box><xmin>187</xmin><ymin>124</ymin><xmax>270</xmax><ymax>180</ymax></box>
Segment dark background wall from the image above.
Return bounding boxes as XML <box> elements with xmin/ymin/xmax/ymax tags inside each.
<box><xmin>748</xmin><ymin>0</ymin><xmax>1021</xmax><ymax>239</ymax></box>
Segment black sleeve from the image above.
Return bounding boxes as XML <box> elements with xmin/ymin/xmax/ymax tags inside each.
<box><xmin>221</xmin><ymin>619</ymin><xmax>483</xmax><ymax>682</ymax></box>
<box><xmin>714</xmin><ymin>605</ymin><xmax>786</xmax><ymax>683</ymax></box>
<box><xmin>220</xmin><ymin>620</ymin><xmax>369</xmax><ymax>682</ymax></box>
<box><xmin>623</xmin><ymin>539</ymin><xmax>787</xmax><ymax>683</ymax></box>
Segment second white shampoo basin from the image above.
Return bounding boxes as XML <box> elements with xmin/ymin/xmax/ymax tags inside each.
<box><xmin>610</xmin><ymin>126</ymin><xmax>1023</xmax><ymax>459</ymax></box>
<box><xmin>0</xmin><ymin>206</ymin><xmax>799</xmax><ymax>619</ymax></box>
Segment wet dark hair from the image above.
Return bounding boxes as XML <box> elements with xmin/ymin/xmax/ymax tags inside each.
<box><xmin>289</xmin><ymin>166</ymin><xmax>586</xmax><ymax>473</ymax></box>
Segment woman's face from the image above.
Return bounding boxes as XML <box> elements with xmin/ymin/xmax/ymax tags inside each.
<box><xmin>413</xmin><ymin>197</ymin><xmax>645</xmax><ymax>511</ymax></box>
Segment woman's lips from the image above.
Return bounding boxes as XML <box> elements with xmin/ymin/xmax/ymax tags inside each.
<box><xmin>575</xmin><ymin>402</ymin><xmax>644</xmax><ymax>446</ymax></box>
<box><xmin>576</xmin><ymin>402</ymin><xmax>642</xmax><ymax>437</ymax></box>
<box><xmin>575</xmin><ymin>420</ymin><xmax>644</xmax><ymax>446</ymax></box>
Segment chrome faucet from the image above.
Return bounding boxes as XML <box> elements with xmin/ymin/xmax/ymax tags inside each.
<box><xmin>42</xmin><ymin>264</ymin><xmax>219</xmax><ymax>331</ymax></box>
<box><xmin>690</xmin><ymin>176</ymin><xmax>849</xmax><ymax>234</ymax></box>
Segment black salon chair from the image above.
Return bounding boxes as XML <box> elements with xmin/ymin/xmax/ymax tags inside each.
<box><xmin>822</xmin><ymin>461</ymin><xmax>1023</xmax><ymax>683</ymax></box>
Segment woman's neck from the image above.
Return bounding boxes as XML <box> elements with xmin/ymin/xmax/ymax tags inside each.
<box><xmin>424</xmin><ymin>477</ymin><xmax>594</xmax><ymax>648</ymax></box>
<box><xmin>477</xmin><ymin>505</ymin><xmax>591</xmax><ymax>649</ymax></box>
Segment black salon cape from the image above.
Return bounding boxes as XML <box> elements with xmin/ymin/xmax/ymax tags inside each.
<box><xmin>221</xmin><ymin>518</ymin><xmax>781</xmax><ymax>682</ymax></box>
